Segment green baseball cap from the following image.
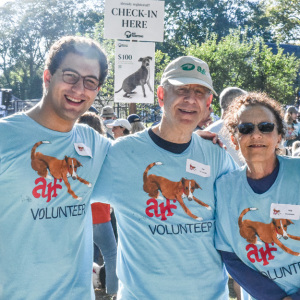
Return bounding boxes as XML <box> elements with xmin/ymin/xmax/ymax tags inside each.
<box><xmin>160</xmin><ymin>56</ymin><xmax>217</xmax><ymax>96</ymax></box>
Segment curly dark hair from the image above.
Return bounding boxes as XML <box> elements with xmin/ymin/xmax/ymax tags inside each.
<box><xmin>223</xmin><ymin>92</ymin><xmax>285</xmax><ymax>138</ymax></box>
<box><xmin>45</xmin><ymin>36</ymin><xmax>108</xmax><ymax>87</ymax></box>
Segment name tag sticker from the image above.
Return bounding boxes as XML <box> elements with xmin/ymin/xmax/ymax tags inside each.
<box><xmin>74</xmin><ymin>143</ymin><xmax>93</xmax><ymax>158</ymax></box>
<box><xmin>270</xmin><ymin>203</ymin><xmax>300</xmax><ymax>220</ymax></box>
<box><xmin>186</xmin><ymin>159</ymin><xmax>210</xmax><ymax>177</ymax></box>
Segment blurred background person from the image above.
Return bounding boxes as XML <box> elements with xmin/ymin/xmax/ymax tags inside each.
<box><xmin>127</xmin><ymin>114</ymin><xmax>145</xmax><ymax>134</ymax></box>
<box><xmin>205</xmin><ymin>87</ymin><xmax>247</xmax><ymax>167</ymax></box>
<box><xmin>77</xmin><ymin>112</ymin><xmax>118</xmax><ymax>299</ymax></box>
<box><xmin>100</xmin><ymin>105</ymin><xmax>116</xmax><ymax>139</ymax></box>
<box><xmin>107</xmin><ymin>119</ymin><xmax>131</xmax><ymax>139</ymax></box>
<box><xmin>283</xmin><ymin>105</ymin><xmax>300</xmax><ymax>147</ymax></box>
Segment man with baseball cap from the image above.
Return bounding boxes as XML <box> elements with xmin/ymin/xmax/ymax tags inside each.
<box><xmin>100</xmin><ymin>105</ymin><xmax>116</xmax><ymax>139</ymax></box>
<box><xmin>92</xmin><ymin>56</ymin><xmax>237</xmax><ymax>299</ymax></box>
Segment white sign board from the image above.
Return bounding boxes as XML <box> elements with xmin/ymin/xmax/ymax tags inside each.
<box><xmin>114</xmin><ymin>41</ymin><xmax>155</xmax><ymax>103</ymax></box>
<box><xmin>104</xmin><ymin>0</ymin><xmax>164</xmax><ymax>42</ymax></box>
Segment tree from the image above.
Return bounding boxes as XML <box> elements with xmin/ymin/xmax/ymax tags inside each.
<box><xmin>264</xmin><ymin>0</ymin><xmax>300</xmax><ymax>44</ymax></box>
<box><xmin>186</xmin><ymin>30</ymin><xmax>300</xmax><ymax>111</ymax></box>
<box><xmin>157</xmin><ymin>0</ymin><xmax>274</xmax><ymax>58</ymax></box>
<box><xmin>0</xmin><ymin>0</ymin><xmax>104</xmax><ymax>99</ymax></box>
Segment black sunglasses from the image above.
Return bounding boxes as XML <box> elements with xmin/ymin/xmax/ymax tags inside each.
<box><xmin>237</xmin><ymin>122</ymin><xmax>275</xmax><ymax>135</ymax></box>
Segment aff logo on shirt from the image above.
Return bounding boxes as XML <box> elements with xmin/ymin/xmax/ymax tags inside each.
<box><xmin>145</xmin><ymin>198</ymin><xmax>178</xmax><ymax>221</ymax></box>
<box><xmin>246</xmin><ymin>243</ymin><xmax>277</xmax><ymax>266</ymax></box>
<box><xmin>32</xmin><ymin>177</ymin><xmax>63</xmax><ymax>202</ymax></box>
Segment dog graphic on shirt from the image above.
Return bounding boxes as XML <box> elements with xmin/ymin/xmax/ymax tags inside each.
<box><xmin>31</xmin><ymin>141</ymin><xmax>91</xmax><ymax>200</ymax></box>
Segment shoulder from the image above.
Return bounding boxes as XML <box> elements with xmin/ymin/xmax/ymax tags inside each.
<box><xmin>74</xmin><ymin>123</ymin><xmax>111</xmax><ymax>148</ymax></box>
<box><xmin>111</xmin><ymin>130</ymin><xmax>147</xmax><ymax>148</ymax></box>
<box><xmin>192</xmin><ymin>132</ymin><xmax>226</xmax><ymax>155</ymax></box>
<box><xmin>216</xmin><ymin>167</ymin><xmax>244</xmax><ymax>187</ymax></box>
<box><xmin>0</xmin><ymin>113</ymin><xmax>27</xmax><ymax>134</ymax></box>
<box><xmin>204</xmin><ymin>119</ymin><xmax>223</xmax><ymax>133</ymax></box>
<box><xmin>278</xmin><ymin>155</ymin><xmax>300</xmax><ymax>168</ymax></box>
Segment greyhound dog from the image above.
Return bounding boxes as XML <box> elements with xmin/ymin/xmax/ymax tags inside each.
<box><xmin>115</xmin><ymin>56</ymin><xmax>153</xmax><ymax>98</ymax></box>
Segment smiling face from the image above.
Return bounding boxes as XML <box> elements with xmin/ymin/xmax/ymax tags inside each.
<box><xmin>232</xmin><ymin>105</ymin><xmax>282</xmax><ymax>166</ymax></box>
<box><xmin>43</xmin><ymin>52</ymin><xmax>101</xmax><ymax>130</ymax></box>
<box><xmin>157</xmin><ymin>84</ymin><xmax>212</xmax><ymax>138</ymax></box>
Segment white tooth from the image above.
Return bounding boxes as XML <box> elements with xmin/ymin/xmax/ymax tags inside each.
<box><xmin>66</xmin><ymin>96</ymin><xmax>81</xmax><ymax>103</ymax></box>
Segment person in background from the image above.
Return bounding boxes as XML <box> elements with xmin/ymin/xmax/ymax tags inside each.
<box><xmin>215</xmin><ymin>92</ymin><xmax>300</xmax><ymax>300</ymax></box>
<box><xmin>77</xmin><ymin>112</ymin><xmax>118</xmax><ymax>299</ymax></box>
<box><xmin>283</xmin><ymin>105</ymin><xmax>300</xmax><ymax>147</ymax></box>
<box><xmin>205</xmin><ymin>87</ymin><xmax>247</xmax><ymax>167</ymax></box>
<box><xmin>92</xmin><ymin>56</ymin><xmax>237</xmax><ymax>299</ymax></box>
<box><xmin>100</xmin><ymin>105</ymin><xmax>116</xmax><ymax>139</ymax></box>
<box><xmin>127</xmin><ymin>113</ymin><xmax>145</xmax><ymax>134</ymax></box>
<box><xmin>106</xmin><ymin>118</ymin><xmax>131</xmax><ymax>139</ymax></box>
<box><xmin>0</xmin><ymin>35</ymin><xmax>110</xmax><ymax>299</ymax></box>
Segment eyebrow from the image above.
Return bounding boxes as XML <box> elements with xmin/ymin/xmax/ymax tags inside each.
<box><xmin>62</xmin><ymin>67</ymin><xmax>99</xmax><ymax>80</ymax></box>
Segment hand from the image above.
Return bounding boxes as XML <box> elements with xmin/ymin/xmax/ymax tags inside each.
<box><xmin>195</xmin><ymin>130</ymin><xmax>225</xmax><ymax>149</ymax></box>
<box><xmin>282</xmin><ymin>297</ymin><xmax>292</xmax><ymax>300</ymax></box>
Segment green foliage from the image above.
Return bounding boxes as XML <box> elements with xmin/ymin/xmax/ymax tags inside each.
<box><xmin>0</xmin><ymin>0</ymin><xmax>103</xmax><ymax>99</ymax></box>
<box><xmin>264</xmin><ymin>0</ymin><xmax>300</xmax><ymax>43</ymax></box>
<box><xmin>186</xmin><ymin>30</ymin><xmax>300</xmax><ymax>112</ymax></box>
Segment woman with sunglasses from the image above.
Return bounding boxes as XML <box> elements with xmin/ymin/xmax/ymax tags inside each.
<box><xmin>214</xmin><ymin>92</ymin><xmax>300</xmax><ymax>300</ymax></box>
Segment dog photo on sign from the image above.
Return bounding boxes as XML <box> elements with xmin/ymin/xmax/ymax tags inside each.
<box><xmin>115</xmin><ymin>56</ymin><xmax>153</xmax><ymax>98</ymax></box>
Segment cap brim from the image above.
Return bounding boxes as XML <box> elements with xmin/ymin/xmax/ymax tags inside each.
<box><xmin>167</xmin><ymin>78</ymin><xmax>218</xmax><ymax>96</ymax></box>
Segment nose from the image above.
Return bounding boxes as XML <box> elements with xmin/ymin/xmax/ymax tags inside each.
<box><xmin>71</xmin><ymin>77</ymin><xmax>85</xmax><ymax>93</ymax></box>
<box><xmin>183</xmin><ymin>90</ymin><xmax>197</xmax><ymax>103</ymax></box>
<box><xmin>250</xmin><ymin>126</ymin><xmax>262</xmax><ymax>138</ymax></box>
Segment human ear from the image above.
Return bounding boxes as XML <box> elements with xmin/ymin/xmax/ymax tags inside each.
<box><xmin>276</xmin><ymin>135</ymin><xmax>282</xmax><ymax>148</ymax></box>
<box><xmin>43</xmin><ymin>69</ymin><xmax>52</xmax><ymax>88</ymax></box>
<box><xmin>157</xmin><ymin>86</ymin><xmax>164</xmax><ymax>108</ymax></box>
<box><xmin>231</xmin><ymin>135</ymin><xmax>239</xmax><ymax>150</ymax></box>
<box><xmin>206</xmin><ymin>94</ymin><xmax>213</xmax><ymax>108</ymax></box>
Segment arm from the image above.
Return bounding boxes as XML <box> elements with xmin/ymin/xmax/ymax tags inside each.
<box><xmin>220</xmin><ymin>250</ymin><xmax>288</xmax><ymax>300</ymax></box>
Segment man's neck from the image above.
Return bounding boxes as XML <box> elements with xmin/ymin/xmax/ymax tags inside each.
<box><xmin>152</xmin><ymin>120</ymin><xmax>193</xmax><ymax>144</ymax></box>
<box><xmin>26</xmin><ymin>100</ymin><xmax>75</xmax><ymax>132</ymax></box>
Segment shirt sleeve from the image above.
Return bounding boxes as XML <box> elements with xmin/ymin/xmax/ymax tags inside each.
<box><xmin>91</xmin><ymin>147</ymin><xmax>115</xmax><ymax>205</ymax></box>
<box><xmin>214</xmin><ymin>177</ymin><xmax>235</xmax><ymax>252</ymax></box>
<box><xmin>220</xmin><ymin>250</ymin><xmax>287</xmax><ymax>300</ymax></box>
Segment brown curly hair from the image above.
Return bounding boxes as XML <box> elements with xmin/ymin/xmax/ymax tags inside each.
<box><xmin>223</xmin><ymin>92</ymin><xmax>285</xmax><ymax>138</ymax></box>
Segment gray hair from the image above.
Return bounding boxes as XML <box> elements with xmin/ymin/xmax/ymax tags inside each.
<box><xmin>220</xmin><ymin>87</ymin><xmax>247</xmax><ymax>116</ymax></box>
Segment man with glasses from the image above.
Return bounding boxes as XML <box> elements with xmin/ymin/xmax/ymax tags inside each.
<box><xmin>0</xmin><ymin>36</ymin><xmax>110</xmax><ymax>299</ymax></box>
<box><xmin>92</xmin><ymin>56</ymin><xmax>237</xmax><ymax>299</ymax></box>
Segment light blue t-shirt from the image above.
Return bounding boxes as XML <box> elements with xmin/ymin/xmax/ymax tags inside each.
<box><xmin>92</xmin><ymin>130</ymin><xmax>237</xmax><ymax>300</ymax></box>
<box><xmin>0</xmin><ymin>113</ymin><xmax>110</xmax><ymax>299</ymax></box>
<box><xmin>215</xmin><ymin>155</ymin><xmax>300</xmax><ymax>296</ymax></box>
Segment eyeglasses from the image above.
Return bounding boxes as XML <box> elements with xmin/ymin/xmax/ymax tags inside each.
<box><xmin>61</xmin><ymin>69</ymin><xmax>100</xmax><ymax>90</ymax></box>
<box><xmin>237</xmin><ymin>122</ymin><xmax>275</xmax><ymax>135</ymax></box>
<box><xmin>173</xmin><ymin>85</ymin><xmax>211</xmax><ymax>99</ymax></box>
